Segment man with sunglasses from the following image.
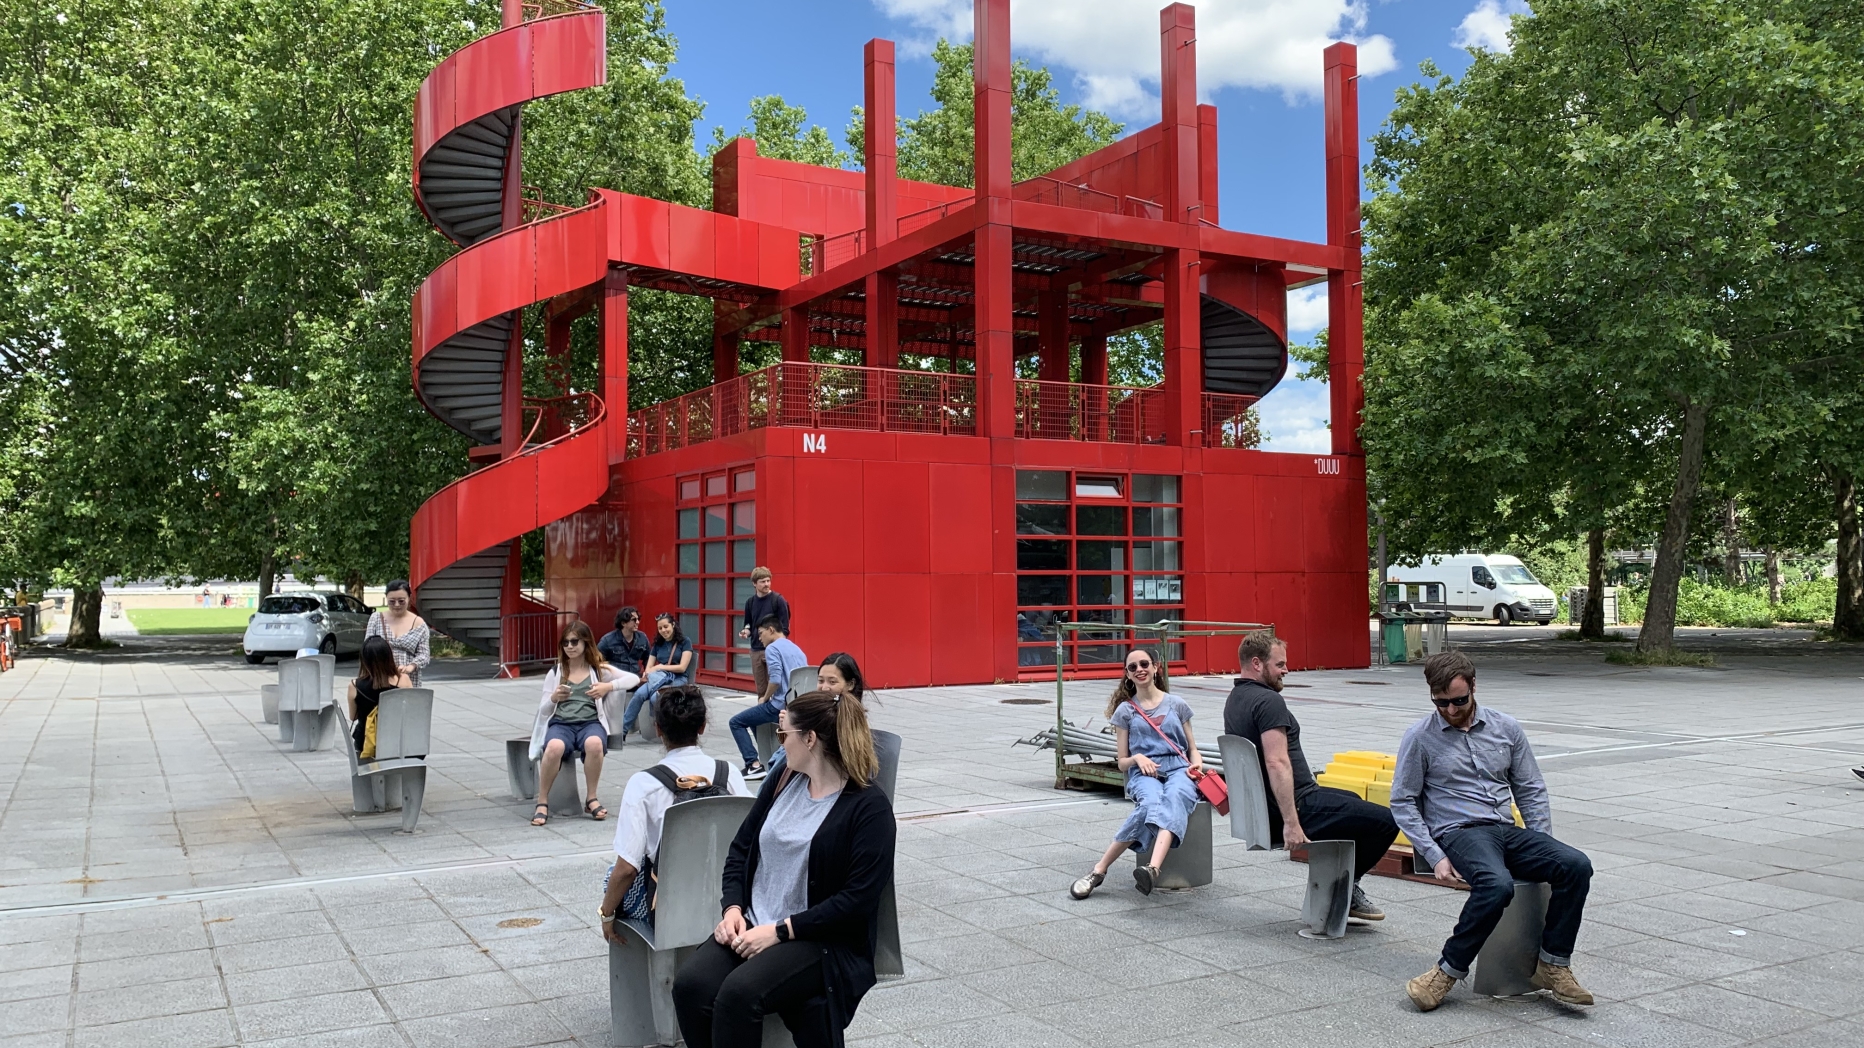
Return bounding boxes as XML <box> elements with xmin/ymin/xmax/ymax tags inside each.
<box><xmin>1392</xmin><ymin>651</ymin><xmax>1594</xmax><ymax>1012</ymax></box>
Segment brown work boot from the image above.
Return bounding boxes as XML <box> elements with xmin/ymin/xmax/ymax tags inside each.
<box><xmin>1530</xmin><ymin>961</ymin><xmax>1595</xmax><ymax>1005</ymax></box>
<box><xmin>1406</xmin><ymin>965</ymin><xmax>1457</xmax><ymax>1011</ymax></box>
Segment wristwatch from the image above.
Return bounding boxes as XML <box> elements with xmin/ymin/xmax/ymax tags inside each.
<box><xmin>599</xmin><ymin>909</ymin><xmax>616</xmax><ymax>924</ymax></box>
<box><xmin>775</xmin><ymin>922</ymin><xmax>791</xmax><ymax>943</ymax></box>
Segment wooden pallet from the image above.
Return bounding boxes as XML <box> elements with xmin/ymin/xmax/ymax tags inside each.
<box><xmin>1288</xmin><ymin>843</ymin><xmax>1468</xmax><ymax>890</ymax></box>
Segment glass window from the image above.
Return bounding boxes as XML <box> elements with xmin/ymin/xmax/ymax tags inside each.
<box><xmin>705</xmin><ymin>505</ymin><xmax>728</xmax><ymax>537</ymax></box>
<box><xmin>1016</xmin><ymin>539</ymin><xmax>1069</xmax><ymax>571</ymax></box>
<box><xmin>704</xmin><ymin>615</ymin><xmax>727</xmax><ymax>647</ymax></box>
<box><xmin>1494</xmin><ymin>564</ymin><xmax>1539</xmax><ymax>585</ymax></box>
<box><xmin>733</xmin><ymin>577</ymin><xmax>755</xmax><ymax>607</ymax></box>
<box><xmin>1017</xmin><ymin>575</ymin><xmax>1070</xmax><ymax>605</ymax></box>
<box><xmin>706</xmin><ymin>475</ymin><xmax>727</xmax><ymax>497</ymax></box>
<box><xmin>733</xmin><ymin>502</ymin><xmax>755</xmax><ymax>535</ymax></box>
<box><xmin>1132</xmin><ymin>576</ymin><xmax>1183</xmax><ymax>604</ymax></box>
<box><xmin>1015</xmin><ymin>470</ymin><xmax>1067</xmax><ymax>501</ymax></box>
<box><xmin>1133</xmin><ymin>540</ymin><xmax>1181</xmax><ymax>571</ymax></box>
<box><xmin>705</xmin><ymin>541</ymin><xmax>727</xmax><ymax>573</ymax></box>
<box><xmin>733</xmin><ymin>540</ymin><xmax>756</xmax><ymax>573</ymax></box>
<box><xmin>680</xmin><ymin>479</ymin><xmax>700</xmax><ymax>501</ymax></box>
<box><xmin>1077</xmin><ymin>576</ymin><xmax>1124</xmax><ymax>605</ymax></box>
<box><xmin>1075</xmin><ymin>506</ymin><xmax>1126</xmax><ymax>536</ymax></box>
<box><xmin>678</xmin><ymin>544</ymin><xmax>699</xmax><ymax>573</ymax></box>
<box><xmin>1016</xmin><ymin>503</ymin><xmax>1069</xmax><ymax>535</ymax></box>
<box><xmin>678</xmin><ymin>508</ymin><xmax>700</xmax><ymax>539</ymax></box>
<box><xmin>705</xmin><ymin>578</ymin><xmax>727</xmax><ymax>609</ymax></box>
<box><xmin>1076</xmin><ymin>541</ymin><xmax>1126</xmax><ymax>571</ymax></box>
<box><xmin>705</xmin><ymin>649</ymin><xmax>727</xmax><ymax>671</ymax></box>
<box><xmin>1075</xmin><ymin>475</ymin><xmax>1122</xmax><ymax>499</ymax></box>
<box><xmin>678</xmin><ymin>578</ymin><xmax>699</xmax><ymax>609</ymax></box>
<box><xmin>1132</xmin><ymin>474</ymin><xmax>1180</xmax><ymax>503</ymax></box>
<box><xmin>1133</xmin><ymin>506</ymin><xmax>1180</xmax><ymax>537</ymax></box>
<box><xmin>733</xmin><ymin>652</ymin><xmax>753</xmax><ymax>674</ymax></box>
<box><xmin>734</xmin><ymin>469</ymin><xmax>755</xmax><ymax>492</ymax></box>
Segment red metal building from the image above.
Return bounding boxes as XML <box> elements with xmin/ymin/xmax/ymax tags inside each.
<box><xmin>408</xmin><ymin>0</ymin><xmax>1370</xmax><ymax>687</ymax></box>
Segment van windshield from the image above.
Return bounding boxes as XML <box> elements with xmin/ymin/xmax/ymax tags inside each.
<box><xmin>259</xmin><ymin>596</ymin><xmax>321</xmax><ymax>615</ymax></box>
<box><xmin>1494</xmin><ymin>564</ymin><xmax>1540</xmax><ymax>585</ymax></box>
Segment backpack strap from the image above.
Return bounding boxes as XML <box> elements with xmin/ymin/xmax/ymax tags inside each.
<box><xmin>715</xmin><ymin>760</ymin><xmax>730</xmax><ymax>789</ymax></box>
<box><xmin>643</xmin><ymin>764</ymin><xmax>682</xmax><ymax>793</ymax></box>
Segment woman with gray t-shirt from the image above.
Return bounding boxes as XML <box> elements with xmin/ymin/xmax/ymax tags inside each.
<box><xmin>672</xmin><ymin>690</ymin><xmax>895</xmax><ymax>1048</ymax></box>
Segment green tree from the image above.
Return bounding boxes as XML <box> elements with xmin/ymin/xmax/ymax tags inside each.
<box><xmin>711</xmin><ymin>95</ymin><xmax>849</xmax><ymax>167</ymax></box>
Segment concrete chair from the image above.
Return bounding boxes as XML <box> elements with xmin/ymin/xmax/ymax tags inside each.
<box><xmin>278</xmin><ymin>657</ymin><xmax>338</xmax><ymax>751</ymax></box>
<box><xmin>260</xmin><ymin>683</ymin><xmax>280</xmax><ymax>725</ymax></box>
<box><xmin>1217</xmin><ymin>734</ymin><xmax>1354</xmax><ymax>938</ymax></box>
<box><xmin>1407</xmin><ymin>853</ymin><xmax>1550</xmax><ymax>995</ymax></box>
<box><xmin>332</xmin><ymin>689</ymin><xmax>430</xmax><ymax>834</ymax></box>
<box><xmin>609</xmin><ymin>794</ymin><xmax>757</xmax><ymax>1047</ymax></box>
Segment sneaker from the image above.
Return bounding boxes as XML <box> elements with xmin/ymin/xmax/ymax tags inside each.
<box><xmin>1406</xmin><ymin>965</ymin><xmax>1457</xmax><ymax>1011</ymax></box>
<box><xmin>1853</xmin><ymin>767</ymin><xmax>1863</xmax><ymax>782</ymax></box>
<box><xmin>1530</xmin><ymin>961</ymin><xmax>1595</xmax><ymax>1005</ymax></box>
<box><xmin>1069</xmin><ymin>870</ymin><xmax>1104</xmax><ymax>900</ymax></box>
<box><xmin>1350</xmin><ymin>884</ymin><xmax>1385</xmax><ymax>921</ymax></box>
<box><xmin>743</xmin><ymin>761</ymin><xmax>767</xmax><ymax>781</ymax></box>
<box><xmin>1133</xmin><ymin>864</ymin><xmax>1157</xmax><ymax>896</ymax></box>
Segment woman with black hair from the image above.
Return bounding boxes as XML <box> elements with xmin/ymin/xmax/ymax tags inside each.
<box><xmin>815</xmin><ymin>652</ymin><xmax>865</xmax><ymax>704</ymax></box>
<box><xmin>620</xmin><ymin>613</ymin><xmax>696</xmax><ymax>740</ymax></box>
<box><xmin>366</xmin><ymin>580</ymin><xmax>431</xmax><ymax>686</ymax></box>
<box><xmin>348</xmin><ymin>636</ymin><xmax>411</xmax><ymax>757</ymax></box>
<box><xmin>673</xmin><ymin>690</ymin><xmax>895</xmax><ymax>1048</ymax></box>
<box><xmin>600</xmin><ymin>685</ymin><xmax>750</xmax><ymax>933</ymax></box>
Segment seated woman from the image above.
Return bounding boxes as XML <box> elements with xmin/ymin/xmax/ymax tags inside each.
<box><xmin>347</xmin><ymin>636</ymin><xmax>411</xmax><ymax>758</ymax></box>
<box><xmin>620</xmin><ymin>613</ymin><xmax>696</xmax><ymax>740</ymax></box>
<box><xmin>600</xmin><ymin>685</ymin><xmax>750</xmax><ymax>932</ymax></box>
<box><xmin>1069</xmin><ymin>648</ymin><xmax>1205</xmax><ymax>898</ymax></box>
<box><xmin>528</xmin><ymin>621</ymin><xmax>638</xmax><ymax>826</ymax></box>
<box><xmin>672</xmin><ymin>691</ymin><xmax>895</xmax><ymax>1048</ymax></box>
<box><xmin>761</xmin><ymin>652</ymin><xmax>871</xmax><ymax>777</ymax></box>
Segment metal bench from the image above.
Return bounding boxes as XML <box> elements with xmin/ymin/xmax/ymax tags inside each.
<box><xmin>1217</xmin><ymin>733</ymin><xmax>1354</xmax><ymax>938</ymax></box>
<box><xmin>333</xmin><ymin>689</ymin><xmax>431</xmax><ymax>834</ymax></box>
<box><xmin>277</xmin><ymin>656</ymin><xmax>339</xmax><ymax>751</ymax></box>
<box><xmin>1135</xmin><ymin>800</ymin><xmax>1214</xmax><ymax>889</ymax></box>
<box><xmin>1408</xmin><ymin>852</ymin><xmax>1550</xmax><ymax>995</ymax></box>
<box><xmin>609</xmin><ymin>794</ymin><xmax>757</xmax><ymax>1047</ymax></box>
<box><xmin>751</xmin><ymin>667</ymin><xmax>820</xmax><ymax>766</ymax></box>
<box><xmin>505</xmin><ymin>736</ymin><xmax>583</xmax><ymax>815</ymax></box>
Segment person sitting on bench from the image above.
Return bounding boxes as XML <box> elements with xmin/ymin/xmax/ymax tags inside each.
<box><xmin>673</xmin><ymin>690</ymin><xmax>894</xmax><ymax>1048</ymax></box>
<box><xmin>599</xmin><ymin>685</ymin><xmax>750</xmax><ymax>934</ymax></box>
<box><xmin>1069</xmin><ymin>647</ymin><xmax>1206</xmax><ymax>899</ymax></box>
<box><xmin>1223</xmin><ymin>632</ymin><xmax>1397</xmax><ymax>922</ymax></box>
<box><xmin>1391</xmin><ymin>651</ymin><xmax>1595</xmax><ymax>1011</ymax></box>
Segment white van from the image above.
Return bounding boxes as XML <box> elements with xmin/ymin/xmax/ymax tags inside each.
<box><xmin>1387</xmin><ymin>554</ymin><xmax>1557</xmax><ymax>625</ymax></box>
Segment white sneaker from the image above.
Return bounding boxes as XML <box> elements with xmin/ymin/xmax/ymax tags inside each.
<box><xmin>744</xmin><ymin>762</ymin><xmax>767</xmax><ymax>781</ymax></box>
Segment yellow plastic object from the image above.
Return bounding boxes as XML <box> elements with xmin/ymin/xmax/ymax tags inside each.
<box><xmin>1322</xmin><ymin>761</ymin><xmax>1376</xmax><ymax>782</ymax></box>
<box><xmin>1513</xmin><ymin>805</ymin><xmax>1525</xmax><ymax>828</ymax></box>
<box><xmin>1314</xmin><ymin>773</ymin><xmax>1369</xmax><ymax>799</ymax></box>
<box><xmin>1367</xmin><ymin>783</ymin><xmax>1392</xmax><ymax>807</ymax></box>
<box><xmin>1395</xmin><ymin>829</ymin><xmax>1410</xmax><ymax>847</ymax></box>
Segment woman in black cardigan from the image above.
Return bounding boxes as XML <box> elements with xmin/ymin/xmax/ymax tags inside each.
<box><xmin>673</xmin><ymin>689</ymin><xmax>896</xmax><ymax>1048</ymax></box>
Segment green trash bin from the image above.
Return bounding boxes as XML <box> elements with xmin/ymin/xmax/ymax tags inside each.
<box><xmin>1382</xmin><ymin>618</ymin><xmax>1409</xmax><ymax>664</ymax></box>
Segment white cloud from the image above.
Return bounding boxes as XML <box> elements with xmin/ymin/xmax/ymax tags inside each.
<box><xmin>1452</xmin><ymin>0</ymin><xmax>1528</xmax><ymax>54</ymax></box>
<box><xmin>1286</xmin><ymin>284</ymin><xmax>1328</xmax><ymax>338</ymax></box>
<box><xmin>872</xmin><ymin>0</ymin><xmax>1399</xmax><ymax>117</ymax></box>
<box><xmin>1255</xmin><ymin>375</ymin><xmax>1331</xmax><ymax>453</ymax></box>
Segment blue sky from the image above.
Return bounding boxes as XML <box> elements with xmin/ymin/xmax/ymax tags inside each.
<box><xmin>660</xmin><ymin>0</ymin><xmax>1523</xmax><ymax>452</ymax></box>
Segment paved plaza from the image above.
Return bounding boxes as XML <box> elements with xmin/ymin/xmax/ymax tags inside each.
<box><xmin>2</xmin><ymin>631</ymin><xmax>1862</xmax><ymax>1048</ymax></box>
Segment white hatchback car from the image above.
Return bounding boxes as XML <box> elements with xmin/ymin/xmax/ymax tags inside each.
<box><xmin>243</xmin><ymin>592</ymin><xmax>373</xmax><ymax>664</ymax></box>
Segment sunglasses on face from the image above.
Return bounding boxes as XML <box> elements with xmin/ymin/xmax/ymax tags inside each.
<box><xmin>562</xmin><ymin>639</ymin><xmax>583</xmax><ymax>648</ymax></box>
<box><xmin>1432</xmin><ymin>695</ymin><xmax>1471</xmax><ymax>708</ymax></box>
<box><xmin>775</xmin><ymin>729</ymin><xmax>803</xmax><ymax>742</ymax></box>
<box><xmin>1126</xmin><ymin>659</ymin><xmax>1152</xmax><ymax>671</ymax></box>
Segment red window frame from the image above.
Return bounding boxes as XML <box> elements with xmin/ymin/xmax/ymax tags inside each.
<box><xmin>675</xmin><ymin>465</ymin><xmax>759</xmax><ymax>686</ymax></box>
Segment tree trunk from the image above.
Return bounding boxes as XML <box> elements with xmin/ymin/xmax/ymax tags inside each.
<box><xmin>344</xmin><ymin>570</ymin><xmax>364</xmax><ymax>602</ymax></box>
<box><xmin>1764</xmin><ymin>548</ymin><xmax>1781</xmax><ymax>605</ymax></box>
<box><xmin>258</xmin><ymin>547</ymin><xmax>276</xmax><ymax>602</ymax></box>
<box><xmin>1638</xmin><ymin>398</ymin><xmax>1710</xmax><ymax>654</ymax></box>
<box><xmin>1835</xmin><ymin>469</ymin><xmax>1864</xmax><ymax>640</ymax></box>
<box><xmin>1581</xmin><ymin>527</ymin><xmax>1607</xmax><ymax>639</ymax></box>
<box><xmin>1721</xmin><ymin>499</ymin><xmax>1741</xmax><ymax>586</ymax></box>
<box><xmin>65</xmin><ymin>584</ymin><xmax>104</xmax><ymax>647</ymax></box>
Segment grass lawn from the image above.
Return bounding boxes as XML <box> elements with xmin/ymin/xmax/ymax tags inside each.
<box><xmin>125</xmin><ymin>608</ymin><xmax>255</xmax><ymax>635</ymax></box>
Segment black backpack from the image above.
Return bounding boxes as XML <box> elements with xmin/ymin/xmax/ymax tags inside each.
<box><xmin>621</xmin><ymin>761</ymin><xmax>733</xmax><ymax>922</ymax></box>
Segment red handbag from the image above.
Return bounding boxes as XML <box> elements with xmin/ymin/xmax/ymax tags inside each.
<box><xmin>1125</xmin><ymin>700</ymin><xmax>1230</xmax><ymax>816</ymax></box>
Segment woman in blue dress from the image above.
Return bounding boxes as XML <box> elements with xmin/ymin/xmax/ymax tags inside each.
<box><xmin>1070</xmin><ymin>647</ymin><xmax>1206</xmax><ymax>898</ymax></box>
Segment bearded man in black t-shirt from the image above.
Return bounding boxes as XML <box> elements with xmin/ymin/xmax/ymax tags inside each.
<box><xmin>1224</xmin><ymin>633</ymin><xmax>1398</xmax><ymax>922</ymax></box>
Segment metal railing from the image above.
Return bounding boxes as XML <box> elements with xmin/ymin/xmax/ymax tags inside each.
<box><xmin>518</xmin><ymin>391</ymin><xmax>602</xmax><ymax>448</ymax></box>
<box><xmin>627</xmin><ymin>362</ymin><xmax>978</xmax><ymax>456</ymax></box>
<box><xmin>1012</xmin><ymin>379</ymin><xmax>1166</xmax><ymax>444</ymax></box>
<box><xmin>1202</xmin><ymin>393</ymin><xmax>1263</xmax><ymax>449</ymax></box>
<box><xmin>1013</xmin><ymin>176</ymin><xmax>1163</xmax><ymax>219</ymax></box>
<box><xmin>521</xmin><ymin>0</ymin><xmax>595</xmax><ymax>20</ymax></box>
<box><xmin>500</xmin><ymin>610</ymin><xmax>579</xmax><ymax>674</ymax></box>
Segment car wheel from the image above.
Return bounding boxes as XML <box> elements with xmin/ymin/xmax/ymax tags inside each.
<box><xmin>245</xmin><ymin>651</ymin><xmax>264</xmax><ymax>665</ymax></box>
<box><xmin>319</xmin><ymin>634</ymin><xmax>336</xmax><ymax>655</ymax></box>
<box><xmin>1536</xmin><ymin>619</ymin><xmax>1552</xmax><ymax>626</ymax></box>
<box><xmin>1495</xmin><ymin>606</ymin><xmax>1513</xmax><ymax>626</ymax></box>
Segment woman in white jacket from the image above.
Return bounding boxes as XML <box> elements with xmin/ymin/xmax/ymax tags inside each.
<box><xmin>530</xmin><ymin>620</ymin><xmax>639</xmax><ymax>825</ymax></box>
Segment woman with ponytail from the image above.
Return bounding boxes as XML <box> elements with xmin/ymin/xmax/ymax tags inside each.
<box><xmin>672</xmin><ymin>690</ymin><xmax>895</xmax><ymax>1048</ymax></box>
<box><xmin>1068</xmin><ymin>646</ymin><xmax>1204</xmax><ymax>899</ymax></box>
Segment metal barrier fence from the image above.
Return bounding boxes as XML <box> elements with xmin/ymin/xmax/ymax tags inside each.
<box><xmin>1012</xmin><ymin>379</ymin><xmax>1166</xmax><ymax>444</ymax></box>
<box><xmin>500</xmin><ymin>611</ymin><xmax>579</xmax><ymax>675</ymax></box>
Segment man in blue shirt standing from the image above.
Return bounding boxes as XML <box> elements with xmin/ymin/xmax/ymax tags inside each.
<box><xmin>728</xmin><ymin>616</ymin><xmax>807</xmax><ymax>780</ymax></box>
<box><xmin>1391</xmin><ymin>651</ymin><xmax>1594</xmax><ymax>1012</ymax></box>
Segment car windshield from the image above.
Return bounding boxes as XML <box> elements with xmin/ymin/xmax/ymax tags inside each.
<box><xmin>259</xmin><ymin>596</ymin><xmax>321</xmax><ymax>615</ymax></box>
<box><xmin>1493</xmin><ymin>564</ymin><xmax>1540</xmax><ymax>585</ymax></box>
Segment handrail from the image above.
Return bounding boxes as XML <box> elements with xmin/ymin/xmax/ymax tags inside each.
<box><xmin>1012</xmin><ymin>378</ymin><xmax>1166</xmax><ymax>445</ymax></box>
<box><xmin>521</xmin><ymin>0</ymin><xmax>595</xmax><ymax>20</ymax></box>
<box><xmin>516</xmin><ymin>390</ymin><xmax>603</xmax><ymax>449</ymax></box>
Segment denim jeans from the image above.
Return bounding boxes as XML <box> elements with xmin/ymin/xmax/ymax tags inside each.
<box><xmin>622</xmin><ymin>670</ymin><xmax>686</xmax><ymax>734</ymax></box>
<box><xmin>728</xmin><ymin>701</ymin><xmax>781</xmax><ymax>766</ymax></box>
<box><xmin>1437</xmin><ymin>823</ymin><xmax>1593</xmax><ymax>976</ymax></box>
<box><xmin>1296</xmin><ymin>786</ymin><xmax>1401</xmax><ymax>882</ymax></box>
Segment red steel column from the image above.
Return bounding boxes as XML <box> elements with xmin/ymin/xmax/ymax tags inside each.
<box><xmin>602</xmin><ymin>269</ymin><xmax>629</xmax><ymax>465</ymax></box>
<box><xmin>1160</xmin><ymin>4</ymin><xmax>1202</xmax><ymax>447</ymax></box>
<box><xmin>498</xmin><ymin>0</ymin><xmax>527</xmax><ymax>668</ymax></box>
<box><xmin>1325</xmin><ymin>42</ymin><xmax>1365</xmax><ymax>457</ymax></box>
<box><xmin>864</xmin><ymin>40</ymin><xmax>899</xmax><ymax>369</ymax></box>
<box><xmin>973</xmin><ymin>0</ymin><xmax>1014</xmax><ymax>440</ymax></box>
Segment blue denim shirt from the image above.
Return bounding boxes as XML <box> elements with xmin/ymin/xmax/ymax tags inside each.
<box><xmin>1390</xmin><ymin>705</ymin><xmax>1553</xmax><ymax>868</ymax></box>
<box><xmin>761</xmin><ymin>637</ymin><xmax>809</xmax><ymax>709</ymax></box>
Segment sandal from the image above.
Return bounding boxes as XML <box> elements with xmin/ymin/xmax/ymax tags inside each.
<box><xmin>1069</xmin><ymin>870</ymin><xmax>1105</xmax><ymax>900</ymax></box>
<box><xmin>585</xmin><ymin>798</ymin><xmax>609</xmax><ymax>821</ymax></box>
<box><xmin>1134</xmin><ymin>864</ymin><xmax>1158</xmax><ymax>896</ymax></box>
<box><xmin>530</xmin><ymin>803</ymin><xmax>550</xmax><ymax>827</ymax></box>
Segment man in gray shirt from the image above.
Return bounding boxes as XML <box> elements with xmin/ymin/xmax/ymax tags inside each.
<box><xmin>1390</xmin><ymin>651</ymin><xmax>1594</xmax><ymax>1012</ymax></box>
